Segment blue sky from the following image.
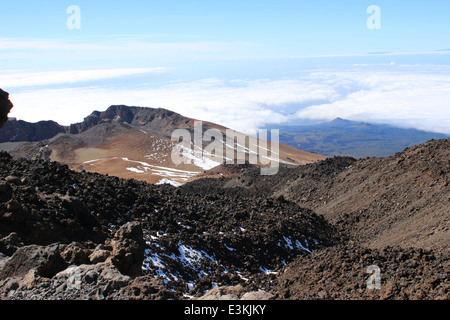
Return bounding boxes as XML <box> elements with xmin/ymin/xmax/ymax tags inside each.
<box><xmin>1</xmin><ymin>0</ymin><xmax>449</xmax><ymax>134</ymax></box>
<box><xmin>2</xmin><ymin>0</ymin><xmax>450</xmax><ymax>66</ymax></box>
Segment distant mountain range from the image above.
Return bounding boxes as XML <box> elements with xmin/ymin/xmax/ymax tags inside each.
<box><xmin>270</xmin><ymin>117</ymin><xmax>449</xmax><ymax>158</ymax></box>
<box><xmin>0</xmin><ymin>105</ymin><xmax>324</xmax><ymax>186</ymax></box>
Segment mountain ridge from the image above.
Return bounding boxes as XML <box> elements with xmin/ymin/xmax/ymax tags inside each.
<box><xmin>0</xmin><ymin>105</ymin><xmax>325</xmax><ymax>186</ymax></box>
<box><xmin>273</xmin><ymin>118</ymin><xmax>449</xmax><ymax>158</ymax></box>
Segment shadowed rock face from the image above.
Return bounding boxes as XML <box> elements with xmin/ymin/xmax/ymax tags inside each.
<box><xmin>0</xmin><ymin>89</ymin><xmax>13</xmax><ymax>129</ymax></box>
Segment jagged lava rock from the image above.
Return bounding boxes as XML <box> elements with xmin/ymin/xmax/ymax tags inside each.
<box><xmin>0</xmin><ymin>89</ymin><xmax>13</xmax><ymax>129</ymax></box>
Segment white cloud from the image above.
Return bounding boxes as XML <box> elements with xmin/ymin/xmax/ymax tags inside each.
<box><xmin>295</xmin><ymin>71</ymin><xmax>450</xmax><ymax>134</ymax></box>
<box><xmin>5</xmin><ymin>67</ymin><xmax>450</xmax><ymax>136</ymax></box>
<box><xmin>0</xmin><ymin>68</ymin><xmax>168</xmax><ymax>88</ymax></box>
<box><xmin>0</xmin><ymin>37</ymin><xmax>257</xmax><ymax>65</ymax></box>
<box><xmin>7</xmin><ymin>77</ymin><xmax>337</xmax><ymax>134</ymax></box>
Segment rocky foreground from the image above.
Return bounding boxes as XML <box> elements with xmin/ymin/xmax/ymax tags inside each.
<box><xmin>0</xmin><ymin>151</ymin><xmax>336</xmax><ymax>300</ymax></box>
<box><xmin>0</xmin><ymin>138</ymin><xmax>449</xmax><ymax>300</ymax></box>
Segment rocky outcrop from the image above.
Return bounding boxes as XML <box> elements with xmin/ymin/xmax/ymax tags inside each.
<box><xmin>68</xmin><ymin>105</ymin><xmax>191</xmax><ymax>135</ymax></box>
<box><xmin>80</xmin><ymin>222</ymin><xmax>146</xmax><ymax>277</ymax></box>
<box><xmin>0</xmin><ymin>224</ymin><xmax>153</xmax><ymax>300</ymax></box>
<box><xmin>0</xmin><ymin>119</ymin><xmax>66</xmax><ymax>143</ymax></box>
<box><xmin>273</xmin><ymin>244</ymin><xmax>449</xmax><ymax>300</ymax></box>
<box><xmin>0</xmin><ymin>89</ymin><xmax>13</xmax><ymax>129</ymax></box>
<box><xmin>0</xmin><ymin>138</ymin><xmax>448</xmax><ymax>300</ymax></box>
<box><xmin>108</xmin><ymin>222</ymin><xmax>146</xmax><ymax>277</ymax></box>
<box><xmin>0</xmin><ymin>244</ymin><xmax>67</xmax><ymax>281</ymax></box>
<box><xmin>0</xmin><ymin>223</ymin><xmax>180</xmax><ymax>300</ymax></box>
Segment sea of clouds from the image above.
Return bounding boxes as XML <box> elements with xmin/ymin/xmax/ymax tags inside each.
<box><xmin>3</xmin><ymin>65</ymin><xmax>450</xmax><ymax>135</ymax></box>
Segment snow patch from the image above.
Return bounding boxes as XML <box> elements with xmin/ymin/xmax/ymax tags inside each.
<box><xmin>83</xmin><ymin>158</ymin><xmax>104</xmax><ymax>164</ymax></box>
<box><xmin>156</xmin><ymin>178</ymin><xmax>182</xmax><ymax>187</ymax></box>
<box><xmin>178</xmin><ymin>242</ymin><xmax>217</xmax><ymax>267</ymax></box>
<box><xmin>177</xmin><ymin>145</ymin><xmax>222</xmax><ymax>170</ymax></box>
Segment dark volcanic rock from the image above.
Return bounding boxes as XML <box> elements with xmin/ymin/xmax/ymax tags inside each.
<box><xmin>0</xmin><ymin>243</ymin><xmax>67</xmax><ymax>281</ymax></box>
<box><xmin>0</xmin><ymin>119</ymin><xmax>66</xmax><ymax>143</ymax></box>
<box><xmin>124</xmin><ymin>276</ymin><xmax>178</xmax><ymax>300</ymax></box>
<box><xmin>0</xmin><ymin>138</ymin><xmax>447</xmax><ymax>300</ymax></box>
<box><xmin>68</xmin><ymin>105</ymin><xmax>192</xmax><ymax>136</ymax></box>
<box><xmin>0</xmin><ymin>149</ymin><xmax>339</xmax><ymax>299</ymax></box>
<box><xmin>197</xmin><ymin>138</ymin><xmax>450</xmax><ymax>250</ymax></box>
<box><xmin>272</xmin><ymin>245</ymin><xmax>449</xmax><ymax>300</ymax></box>
<box><xmin>108</xmin><ymin>222</ymin><xmax>146</xmax><ymax>277</ymax></box>
<box><xmin>0</xmin><ymin>89</ymin><xmax>13</xmax><ymax>129</ymax></box>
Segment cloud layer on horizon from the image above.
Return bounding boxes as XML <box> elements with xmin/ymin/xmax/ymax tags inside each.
<box><xmin>0</xmin><ymin>68</ymin><xmax>169</xmax><ymax>88</ymax></box>
<box><xmin>4</xmin><ymin>66</ymin><xmax>450</xmax><ymax>136</ymax></box>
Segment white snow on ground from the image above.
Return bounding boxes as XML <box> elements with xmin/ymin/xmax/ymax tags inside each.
<box><xmin>83</xmin><ymin>158</ymin><xmax>105</xmax><ymax>164</ymax></box>
<box><xmin>142</xmin><ymin>240</ymin><xmax>218</xmax><ymax>284</ymax></box>
<box><xmin>126</xmin><ymin>167</ymin><xmax>145</xmax><ymax>173</ymax></box>
<box><xmin>156</xmin><ymin>178</ymin><xmax>183</xmax><ymax>187</ymax></box>
<box><xmin>176</xmin><ymin>145</ymin><xmax>222</xmax><ymax>170</ymax></box>
<box><xmin>144</xmin><ymin>250</ymin><xmax>165</xmax><ymax>269</ymax></box>
<box><xmin>282</xmin><ymin>236</ymin><xmax>312</xmax><ymax>253</ymax></box>
<box><xmin>251</xmin><ymin>143</ymin><xmax>279</xmax><ymax>155</ymax></box>
<box><xmin>259</xmin><ymin>267</ymin><xmax>278</xmax><ymax>275</ymax></box>
<box><xmin>144</xmin><ymin>138</ymin><xmax>175</xmax><ymax>163</ymax></box>
<box><xmin>224</xmin><ymin>244</ymin><xmax>236</xmax><ymax>252</ymax></box>
<box><xmin>142</xmin><ymin>231</ymin><xmax>318</xmax><ymax>297</ymax></box>
<box><xmin>178</xmin><ymin>242</ymin><xmax>217</xmax><ymax>267</ymax></box>
<box><xmin>84</xmin><ymin>156</ymin><xmax>199</xmax><ymax>183</ymax></box>
<box><xmin>121</xmin><ymin>157</ymin><xmax>199</xmax><ymax>179</ymax></box>
<box><xmin>295</xmin><ymin>239</ymin><xmax>312</xmax><ymax>253</ymax></box>
<box><xmin>225</xmin><ymin>142</ymin><xmax>290</xmax><ymax>165</ymax></box>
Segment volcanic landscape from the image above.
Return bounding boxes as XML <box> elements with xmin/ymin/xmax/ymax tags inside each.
<box><xmin>0</xmin><ymin>90</ymin><xmax>448</xmax><ymax>300</ymax></box>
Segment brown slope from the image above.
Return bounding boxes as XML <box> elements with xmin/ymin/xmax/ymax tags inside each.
<box><xmin>272</xmin><ymin>244</ymin><xmax>449</xmax><ymax>300</ymax></box>
<box><xmin>311</xmin><ymin>138</ymin><xmax>450</xmax><ymax>250</ymax></box>
<box><xmin>2</xmin><ymin>105</ymin><xmax>325</xmax><ymax>185</ymax></box>
<box><xmin>62</xmin><ymin>123</ymin><xmax>325</xmax><ymax>185</ymax></box>
<box><xmin>64</xmin><ymin>129</ymin><xmax>201</xmax><ymax>185</ymax></box>
<box><xmin>218</xmin><ymin>138</ymin><xmax>449</xmax><ymax>249</ymax></box>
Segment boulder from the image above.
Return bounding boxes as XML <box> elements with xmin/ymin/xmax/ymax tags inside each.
<box><xmin>0</xmin><ymin>232</ymin><xmax>21</xmax><ymax>256</ymax></box>
<box><xmin>241</xmin><ymin>290</ymin><xmax>275</xmax><ymax>300</ymax></box>
<box><xmin>198</xmin><ymin>285</ymin><xmax>243</xmax><ymax>300</ymax></box>
<box><xmin>49</xmin><ymin>262</ymin><xmax>131</xmax><ymax>300</ymax></box>
<box><xmin>0</xmin><ymin>243</ymin><xmax>67</xmax><ymax>281</ymax></box>
<box><xmin>0</xmin><ymin>89</ymin><xmax>13</xmax><ymax>129</ymax></box>
<box><xmin>124</xmin><ymin>276</ymin><xmax>179</xmax><ymax>300</ymax></box>
<box><xmin>108</xmin><ymin>222</ymin><xmax>145</xmax><ymax>277</ymax></box>
<box><xmin>89</xmin><ymin>244</ymin><xmax>112</xmax><ymax>264</ymax></box>
<box><xmin>0</xmin><ymin>180</ymin><xmax>13</xmax><ymax>203</ymax></box>
<box><xmin>20</xmin><ymin>268</ymin><xmax>47</xmax><ymax>290</ymax></box>
<box><xmin>59</xmin><ymin>242</ymin><xmax>93</xmax><ymax>265</ymax></box>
